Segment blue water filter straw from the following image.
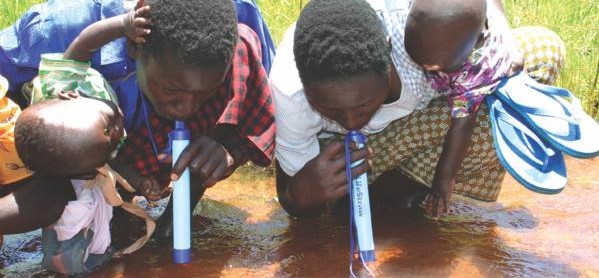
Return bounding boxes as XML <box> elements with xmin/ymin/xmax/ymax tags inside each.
<box><xmin>171</xmin><ymin>121</ymin><xmax>191</xmax><ymax>264</ymax></box>
<box><xmin>347</xmin><ymin>131</ymin><xmax>376</xmax><ymax>262</ymax></box>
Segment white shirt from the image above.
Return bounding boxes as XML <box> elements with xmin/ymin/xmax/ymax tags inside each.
<box><xmin>271</xmin><ymin>0</ymin><xmax>437</xmax><ymax>177</ymax></box>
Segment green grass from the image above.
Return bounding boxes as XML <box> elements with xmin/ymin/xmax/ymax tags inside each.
<box><xmin>0</xmin><ymin>0</ymin><xmax>43</xmax><ymax>28</ymax></box>
<box><xmin>504</xmin><ymin>0</ymin><xmax>599</xmax><ymax>120</ymax></box>
<box><xmin>1</xmin><ymin>0</ymin><xmax>598</xmax><ymax>119</ymax></box>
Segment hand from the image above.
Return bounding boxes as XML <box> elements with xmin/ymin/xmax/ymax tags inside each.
<box><xmin>507</xmin><ymin>48</ymin><xmax>525</xmax><ymax>77</ymax></box>
<box><xmin>289</xmin><ymin>141</ymin><xmax>372</xmax><ymax>208</ymax></box>
<box><xmin>123</xmin><ymin>0</ymin><xmax>151</xmax><ymax>44</ymax></box>
<box><xmin>58</xmin><ymin>90</ymin><xmax>80</xmax><ymax>100</ymax></box>
<box><xmin>422</xmin><ymin>179</ymin><xmax>455</xmax><ymax>219</ymax></box>
<box><xmin>133</xmin><ymin>176</ymin><xmax>170</xmax><ymax>201</ymax></box>
<box><xmin>170</xmin><ymin>135</ymin><xmax>235</xmax><ymax>188</ymax></box>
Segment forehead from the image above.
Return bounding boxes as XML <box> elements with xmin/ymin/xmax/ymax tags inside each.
<box><xmin>141</xmin><ymin>54</ymin><xmax>228</xmax><ymax>92</ymax></box>
<box><xmin>304</xmin><ymin>72</ymin><xmax>388</xmax><ymax>109</ymax></box>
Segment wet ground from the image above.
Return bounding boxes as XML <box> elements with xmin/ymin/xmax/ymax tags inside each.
<box><xmin>1</xmin><ymin>157</ymin><xmax>598</xmax><ymax>277</ymax></box>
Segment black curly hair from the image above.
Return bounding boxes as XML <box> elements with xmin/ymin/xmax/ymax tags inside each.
<box><xmin>293</xmin><ymin>0</ymin><xmax>390</xmax><ymax>84</ymax></box>
<box><xmin>143</xmin><ymin>0</ymin><xmax>238</xmax><ymax>67</ymax></box>
<box><xmin>14</xmin><ymin>99</ymin><xmax>112</xmax><ymax>176</ymax></box>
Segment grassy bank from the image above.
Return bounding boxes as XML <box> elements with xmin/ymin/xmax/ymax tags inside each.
<box><xmin>1</xmin><ymin>0</ymin><xmax>598</xmax><ymax>118</ymax></box>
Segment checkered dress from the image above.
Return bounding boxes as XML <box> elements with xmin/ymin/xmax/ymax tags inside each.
<box><xmin>119</xmin><ymin>25</ymin><xmax>275</xmax><ymax>185</ymax></box>
<box><xmin>318</xmin><ymin>23</ymin><xmax>566</xmax><ymax>201</ymax></box>
<box><xmin>368</xmin><ymin>27</ymin><xmax>564</xmax><ymax>201</ymax></box>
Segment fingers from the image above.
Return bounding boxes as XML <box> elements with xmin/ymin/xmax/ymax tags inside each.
<box><xmin>321</xmin><ymin>141</ymin><xmax>345</xmax><ymax>159</ymax></box>
<box><xmin>134</xmin><ymin>0</ymin><xmax>146</xmax><ymax>10</ymax></box>
<box><xmin>171</xmin><ymin>136</ymin><xmax>232</xmax><ymax>189</ymax></box>
<box><xmin>171</xmin><ymin>139</ymin><xmax>204</xmax><ymax>180</ymax></box>
<box><xmin>125</xmin><ymin>5</ymin><xmax>151</xmax><ymax>44</ymax></box>
<box><xmin>203</xmin><ymin>163</ymin><xmax>228</xmax><ymax>188</ymax></box>
<box><xmin>422</xmin><ymin>193</ymin><xmax>450</xmax><ymax>219</ymax></box>
<box><xmin>349</xmin><ymin>159</ymin><xmax>371</xmax><ymax>178</ymax></box>
<box><xmin>134</xmin><ymin>5</ymin><xmax>151</xmax><ymax>17</ymax></box>
<box><xmin>349</xmin><ymin>146</ymin><xmax>372</xmax><ymax>164</ymax></box>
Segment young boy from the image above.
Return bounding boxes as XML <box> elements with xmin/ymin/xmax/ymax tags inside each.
<box><xmin>271</xmin><ymin>0</ymin><xmax>563</xmax><ymax>219</ymax></box>
<box><xmin>119</xmin><ymin>0</ymin><xmax>275</xmax><ymax>237</ymax></box>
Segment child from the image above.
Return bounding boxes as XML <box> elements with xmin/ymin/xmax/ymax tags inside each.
<box><xmin>403</xmin><ymin>0</ymin><xmax>566</xmax><ymax>215</ymax></box>
<box><xmin>15</xmin><ymin>100</ymin><xmax>154</xmax><ymax>275</ymax></box>
<box><xmin>19</xmin><ymin>1</ymin><xmax>166</xmax><ymax>201</ymax></box>
<box><xmin>270</xmin><ymin>0</ymin><xmax>563</xmax><ymax>219</ymax></box>
<box><xmin>11</xmin><ymin>4</ymin><xmax>156</xmax><ymax>274</ymax></box>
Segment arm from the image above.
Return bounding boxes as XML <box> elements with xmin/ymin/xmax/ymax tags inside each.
<box><xmin>276</xmin><ymin>161</ymin><xmax>326</xmax><ymax>217</ymax></box>
<box><xmin>425</xmin><ymin>114</ymin><xmax>477</xmax><ymax>218</ymax></box>
<box><xmin>64</xmin><ymin>3</ymin><xmax>150</xmax><ymax>62</ymax></box>
<box><xmin>108</xmin><ymin>157</ymin><xmax>169</xmax><ymax>201</ymax></box>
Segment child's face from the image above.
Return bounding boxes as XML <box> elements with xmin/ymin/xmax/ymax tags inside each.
<box><xmin>304</xmin><ymin>71</ymin><xmax>390</xmax><ymax>131</ymax></box>
<box><xmin>62</xmin><ymin>97</ymin><xmax>125</xmax><ymax>179</ymax></box>
<box><xmin>135</xmin><ymin>52</ymin><xmax>229</xmax><ymax>121</ymax></box>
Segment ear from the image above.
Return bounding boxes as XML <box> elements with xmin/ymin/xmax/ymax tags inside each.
<box><xmin>387</xmin><ymin>36</ymin><xmax>392</xmax><ymax>48</ymax></box>
<box><xmin>126</xmin><ymin>39</ymin><xmax>143</xmax><ymax>60</ymax></box>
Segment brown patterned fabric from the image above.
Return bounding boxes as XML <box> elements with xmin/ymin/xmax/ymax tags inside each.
<box><xmin>318</xmin><ymin>26</ymin><xmax>565</xmax><ymax>202</ymax></box>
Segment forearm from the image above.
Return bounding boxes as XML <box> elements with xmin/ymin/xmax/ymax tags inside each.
<box><xmin>64</xmin><ymin>15</ymin><xmax>127</xmax><ymax>62</ymax></box>
<box><xmin>275</xmin><ymin>162</ymin><xmax>325</xmax><ymax>218</ymax></box>
<box><xmin>433</xmin><ymin>115</ymin><xmax>477</xmax><ymax>185</ymax></box>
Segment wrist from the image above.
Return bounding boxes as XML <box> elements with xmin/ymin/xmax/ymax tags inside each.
<box><xmin>287</xmin><ymin>174</ymin><xmax>326</xmax><ymax>216</ymax></box>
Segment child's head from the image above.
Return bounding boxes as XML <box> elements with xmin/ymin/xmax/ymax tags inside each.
<box><xmin>405</xmin><ymin>0</ymin><xmax>487</xmax><ymax>73</ymax></box>
<box><xmin>294</xmin><ymin>0</ymin><xmax>391</xmax><ymax>130</ymax></box>
<box><xmin>133</xmin><ymin>0</ymin><xmax>238</xmax><ymax>121</ymax></box>
<box><xmin>15</xmin><ymin>97</ymin><xmax>125</xmax><ymax>178</ymax></box>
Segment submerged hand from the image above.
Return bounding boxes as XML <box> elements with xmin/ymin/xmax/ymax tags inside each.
<box><xmin>422</xmin><ymin>179</ymin><xmax>455</xmax><ymax>219</ymax></box>
<box><xmin>170</xmin><ymin>135</ymin><xmax>235</xmax><ymax>188</ymax></box>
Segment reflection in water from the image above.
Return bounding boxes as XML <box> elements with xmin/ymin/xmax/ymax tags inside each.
<box><xmin>1</xmin><ymin>157</ymin><xmax>598</xmax><ymax>277</ymax></box>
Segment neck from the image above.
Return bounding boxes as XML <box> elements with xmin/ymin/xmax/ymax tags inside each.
<box><xmin>385</xmin><ymin>64</ymin><xmax>402</xmax><ymax>103</ymax></box>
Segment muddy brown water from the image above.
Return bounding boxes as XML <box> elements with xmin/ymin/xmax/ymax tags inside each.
<box><xmin>1</xmin><ymin>157</ymin><xmax>598</xmax><ymax>277</ymax></box>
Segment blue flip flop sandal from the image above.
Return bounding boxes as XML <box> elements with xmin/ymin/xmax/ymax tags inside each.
<box><xmin>487</xmin><ymin>94</ymin><xmax>567</xmax><ymax>194</ymax></box>
<box><xmin>494</xmin><ymin>72</ymin><xmax>599</xmax><ymax>158</ymax></box>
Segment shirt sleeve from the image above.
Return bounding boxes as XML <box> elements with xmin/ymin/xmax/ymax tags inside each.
<box><xmin>270</xmin><ymin>24</ymin><xmax>324</xmax><ymax>176</ymax></box>
<box><xmin>216</xmin><ymin>24</ymin><xmax>276</xmax><ymax>166</ymax></box>
<box><xmin>34</xmin><ymin>53</ymin><xmax>118</xmax><ymax>105</ymax></box>
<box><xmin>0</xmin><ymin>0</ymin><xmax>129</xmax><ymax>93</ymax></box>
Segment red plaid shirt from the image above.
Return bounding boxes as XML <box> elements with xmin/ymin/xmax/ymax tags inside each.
<box><xmin>119</xmin><ymin>24</ymin><xmax>275</xmax><ymax>184</ymax></box>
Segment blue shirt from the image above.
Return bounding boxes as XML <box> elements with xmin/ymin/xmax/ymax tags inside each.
<box><xmin>0</xmin><ymin>0</ymin><xmax>275</xmax><ymax>129</ymax></box>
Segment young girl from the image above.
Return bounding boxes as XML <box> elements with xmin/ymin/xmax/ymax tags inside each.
<box><xmin>403</xmin><ymin>0</ymin><xmax>566</xmax><ymax>216</ymax></box>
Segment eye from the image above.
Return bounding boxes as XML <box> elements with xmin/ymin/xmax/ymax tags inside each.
<box><xmin>104</xmin><ymin>127</ymin><xmax>111</xmax><ymax>136</ymax></box>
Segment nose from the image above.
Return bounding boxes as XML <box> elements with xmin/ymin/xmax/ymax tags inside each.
<box><xmin>174</xmin><ymin>95</ymin><xmax>198</xmax><ymax>120</ymax></box>
<box><xmin>340</xmin><ymin>110</ymin><xmax>364</xmax><ymax>131</ymax></box>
